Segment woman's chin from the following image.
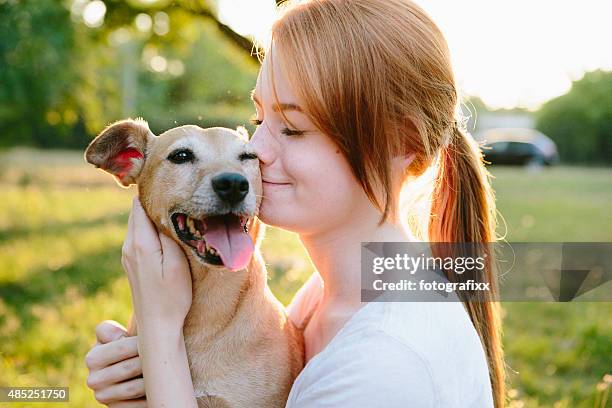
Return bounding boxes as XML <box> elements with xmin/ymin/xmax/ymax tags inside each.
<box><xmin>258</xmin><ymin>205</ymin><xmax>298</xmax><ymax>232</ymax></box>
<box><xmin>257</xmin><ymin>203</ymin><xmax>279</xmax><ymax>226</ymax></box>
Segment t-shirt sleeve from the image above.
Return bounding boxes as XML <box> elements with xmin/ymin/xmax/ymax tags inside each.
<box><xmin>287</xmin><ymin>329</ymin><xmax>438</xmax><ymax>408</ymax></box>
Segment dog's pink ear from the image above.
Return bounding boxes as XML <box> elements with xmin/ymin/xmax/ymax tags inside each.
<box><xmin>85</xmin><ymin>118</ymin><xmax>154</xmax><ymax>187</ymax></box>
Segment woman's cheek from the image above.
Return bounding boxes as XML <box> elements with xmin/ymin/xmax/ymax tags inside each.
<box><xmin>263</xmin><ymin>138</ymin><xmax>361</xmax><ymax>229</ymax></box>
<box><xmin>305</xmin><ymin>165</ymin><xmax>360</xmax><ymax>212</ymax></box>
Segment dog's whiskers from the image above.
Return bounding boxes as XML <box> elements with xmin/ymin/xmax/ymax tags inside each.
<box><xmin>253</xmin><ymin>193</ymin><xmax>279</xmax><ymax>204</ymax></box>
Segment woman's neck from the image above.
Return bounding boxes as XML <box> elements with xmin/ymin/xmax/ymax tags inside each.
<box><xmin>298</xmin><ymin>205</ymin><xmax>414</xmax><ymax>309</ymax></box>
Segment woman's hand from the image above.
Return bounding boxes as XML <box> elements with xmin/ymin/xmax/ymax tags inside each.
<box><xmin>119</xmin><ymin>197</ymin><xmax>198</xmax><ymax>408</ymax></box>
<box><xmin>121</xmin><ymin>197</ymin><xmax>192</xmax><ymax>331</ymax></box>
<box><xmin>86</xmin><ymin>198</ymin><xmax>197</xmax><ymax>407</ymax></box>
<box><xmin>86</xmin><ymin>321</ymin><xmax>146</xmax><ymax>407</ymax></box>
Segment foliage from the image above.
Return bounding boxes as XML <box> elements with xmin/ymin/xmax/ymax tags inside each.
<box><xmin>0</xmin><ymin>0</ymin><xmax>79</xmax><ymax>147</ymax></box>
<box><xmin>536</xmin><ymin>70</ymin><xmax>612</xmax><ymax>165</ymax></box>
<box><xmin>0</xmin><ymin>0</ymin><xmax>259</xmax><ymax>150</ymax></box>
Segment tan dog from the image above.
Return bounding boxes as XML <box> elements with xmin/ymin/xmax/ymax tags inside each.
<box><xmin>85</xmin><ymin>118</ymin><xmax>304</xmax><ymax>408</ymax></box>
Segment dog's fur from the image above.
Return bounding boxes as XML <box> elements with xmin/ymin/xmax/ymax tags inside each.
<box><xmin>85</xmin><ymin>119</ymin><xmax>304</xmax><ymax>407</ymax></box>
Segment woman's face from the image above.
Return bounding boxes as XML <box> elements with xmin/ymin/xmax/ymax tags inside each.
<box><xmin>247</xmin><ymin>49</ymin><xmax>368</xmax><ymax>235</ymax></box>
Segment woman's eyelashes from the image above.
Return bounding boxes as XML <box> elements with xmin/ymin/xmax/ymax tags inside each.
<box><xmin>280</xmin><ymin>127</ymin><xmax>304</xmax><ymax>136</ymax></box>
<box><xmin>249</xmin><ymin>117</ymin><xmax>304</xmax><ymax>137</ymax></box>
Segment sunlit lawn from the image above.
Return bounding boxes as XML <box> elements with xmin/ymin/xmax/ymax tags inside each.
<box><xmin>0</xmin><ymin>148</ymin><xmax>610</xmax><ymax>407</ymax></box>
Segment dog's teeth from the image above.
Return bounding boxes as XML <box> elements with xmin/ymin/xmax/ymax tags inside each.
<box><xmin>187</xmin><ymin>218</ymin><xmax>196</xmax><ymax>235</ymax></box>
<box><xmin>196</xmin><ymin>219</ymin><xmax>206</xmax><ymax>234</ymax></box>
<box><xmin>177</xmin><ymin>215</ymin><xmax>185</xmax><ymax>231</ymax></box>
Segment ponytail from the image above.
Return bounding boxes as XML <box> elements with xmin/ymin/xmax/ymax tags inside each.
<box><xmin>429</xmin><ymin>125</ymin><xmax>506</xmax><ymax>407</ymax></box>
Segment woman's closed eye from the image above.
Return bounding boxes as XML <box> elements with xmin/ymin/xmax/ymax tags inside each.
<box><xmin>249</xmin><ymin>117</ymin><xmax>305</xmax><ymax>137</ymax></box>
<box><xmin>280</xmin><ymin>126</ymin><xmax>304</xmax><ymax>137</ymax></box>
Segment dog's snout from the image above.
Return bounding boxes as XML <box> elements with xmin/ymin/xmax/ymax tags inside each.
<box><xmin>212</xmin><ymin>172</ymin><xmax>249</xmax><ymax>205</ymax></box>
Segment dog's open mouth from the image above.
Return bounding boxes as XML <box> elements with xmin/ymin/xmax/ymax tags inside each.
<box><xmin>171</xmin><ymin>212</ymin><xmax>254</xmax><ymax>271</ymax></box>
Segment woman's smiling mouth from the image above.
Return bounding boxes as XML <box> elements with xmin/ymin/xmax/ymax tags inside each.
<box><xmin>263</xmin><ymin>179</ymin><xmax>291</xmax><ymax>188</ymax></box>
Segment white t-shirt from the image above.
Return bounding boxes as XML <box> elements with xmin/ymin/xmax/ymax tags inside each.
<box><xmin>285</xmin><ymin>273</ymin><xmax>494</xmax><ymax>408</ymax></box>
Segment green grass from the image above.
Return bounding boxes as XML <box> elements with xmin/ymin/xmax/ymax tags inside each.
<box><xmin>0</xmin><ymin>148</ymin><xmax>610</xmax><ymax>407</ymax></box>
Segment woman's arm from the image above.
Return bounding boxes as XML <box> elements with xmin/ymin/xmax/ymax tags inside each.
<box><xmin>119</xmin><ymin>197</ymin><xmax>197</xmax><ymax>408</ymax></box>
<box><xmin>137</xmin><ymin>322</ymin><xmax>196</xmax><ymax>408</ymax></box>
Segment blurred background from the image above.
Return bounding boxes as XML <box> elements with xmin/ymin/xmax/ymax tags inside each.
<box><xmin>0</xmin><ymin>0</ymin><xmax>610</xmax><ymax>407</ymax></box>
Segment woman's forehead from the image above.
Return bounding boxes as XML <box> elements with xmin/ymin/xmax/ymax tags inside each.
<box><xmin>253</xmin><ymin>52</ymin><xmax>299</xmax><ymax>105</ymax></box>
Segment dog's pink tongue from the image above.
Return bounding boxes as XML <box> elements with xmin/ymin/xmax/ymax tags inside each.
<box><xmin>203</xmin><ymin>216</ymin><xmax>253</xmax><ymax>271</ymax></box>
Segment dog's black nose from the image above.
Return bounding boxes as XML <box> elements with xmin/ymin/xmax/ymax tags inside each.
<box><xmin>212</xmin><ymin>173</ymin><xmax>249</xmax><ymax>205</ymax></box>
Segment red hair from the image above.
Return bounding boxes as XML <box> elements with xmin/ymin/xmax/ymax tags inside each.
<box><xmin>268</xmin><ymin>0</ymin><xmax>506</xmax><ymax>405</ymax></box>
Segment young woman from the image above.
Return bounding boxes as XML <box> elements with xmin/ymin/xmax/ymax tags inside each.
<box><xmin>85</xmin><ymin>0</ymin><xmax>505</xmax><ymax>406</ymax></box>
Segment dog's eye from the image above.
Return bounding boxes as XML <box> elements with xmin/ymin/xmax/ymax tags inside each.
<box><xmin>168</xmin><ymin>149</ymin><xmax>195</xmax><ymax>164</ymax></box>
<box><xmin>239</xmin><ymin>152</ymin><xmax>258</xmax><ymax>161</ymax></box>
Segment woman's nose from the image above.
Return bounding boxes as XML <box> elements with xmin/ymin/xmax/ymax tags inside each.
<box><xmin>247</xmin><ymin>124</ymin><xmax>276</xmax><ymax>165</ymax></box>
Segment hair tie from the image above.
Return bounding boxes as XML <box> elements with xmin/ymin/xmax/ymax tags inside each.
<box><xmin>441</xmin><ymin>120</ymin><xmax>461</xmax><ymax>148</ymax></box>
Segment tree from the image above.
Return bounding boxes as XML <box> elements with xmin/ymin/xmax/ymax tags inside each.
<box><xmin>536</xmin><ymin>70</ymin><xmax>612</xmax><ymax>165</ymax></box>
<box><xmin>0</xmin><ymin>0</ymin><xmax>260</xmax><ymax>149</ymax></box>
<box><xmin>0</xmin><ymin>1</ymin><xmax>78</xmax><ymax>147</ymax></box>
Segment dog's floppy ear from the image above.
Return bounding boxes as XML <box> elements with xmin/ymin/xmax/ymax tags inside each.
<box><xmin>85</xmin><ymin>118</ymin><xmax>154</xmax><ymax>187</ymax></box>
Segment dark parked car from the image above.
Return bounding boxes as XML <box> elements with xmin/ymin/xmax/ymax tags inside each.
<box><xmin>477</xmin><ymin>128</ymin><xmax>559</xmax><ymax>166</ymax></box>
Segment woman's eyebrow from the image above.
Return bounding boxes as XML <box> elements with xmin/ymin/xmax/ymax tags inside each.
<box><xmin>250</xmin><ymin>90</ymin><xmax>303</xmax><ymax>113</ymax></box>
<box><xmin>273</xmin><ymin>103</ymin><xmax>303</xmax><ymax>113</ymax></box>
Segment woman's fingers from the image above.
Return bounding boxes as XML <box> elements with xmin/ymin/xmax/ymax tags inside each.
<box><xmin>87</xmin><ymin>356</ymin><xmax>142</xmax><ymax>390</ymax></box>
<box><xmin>86</xmin><ymin>322</ymin><xmax>146</xmax><ymax>406</ymax></box>
<box><xmin>86</xmin><ymin>336</ymin><xmax>139</xmax><ymax>371</ymax></box>
<box><xmin>157</xmin><ymin>232</ymin><xmax>192</xmax><ymax>320</ymax></box>
<box><xmin>108</xmin><ymin>399</ymin><xmax>147</xmax><ymax>408</ymax></box>
<box><xmin>123</xmin><ymin>198</ymin><xmax>136</xmax><ymax>254</ymax></box>
<box><xmin>93</xmin><ymin>377</ymin><xmax>146</xmax><ymax>405</ymax></box>
<box><xmin>158</xmin><ymin>232</ymin><xmax>187</xmax><ymax>273</ymax></box>
<box><xmin>96</xmin><ymin>321</ymin><xmax>128</xmax><ymax>345</ymax></box>
<box><xmin>131</xmin><ymin>197</ymin><xmax>161</xmax><ymax>254</ymax></box>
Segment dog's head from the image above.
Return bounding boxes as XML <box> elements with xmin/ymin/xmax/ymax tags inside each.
<box><xmin>85</xmin><ymin>118</ymin><xmax>262</xmax><ymax>272</ymax></box>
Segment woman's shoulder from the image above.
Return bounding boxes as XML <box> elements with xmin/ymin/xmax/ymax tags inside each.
<box><xmin>286</xmin><ymin>301</ymin><xmax>493</xmax><ymax>408</ymax></box>
<box><xmin>286</xmin><ymin>272</ymin><xmax>324</xmax><ymax>330</ymax></box>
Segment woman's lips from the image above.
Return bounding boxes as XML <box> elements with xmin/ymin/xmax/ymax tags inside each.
<box><xmin>263</xmin><ymin>179</ymin><xmax>291</xmax><ymax>188</ymax></box>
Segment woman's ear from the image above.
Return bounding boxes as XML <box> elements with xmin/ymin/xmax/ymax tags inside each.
<box><xmin>85</xmin><ymin>118</ymin><xmax>155</xmax><ymax>187</ymax></box>
<box><xmin>402</xmin><ymin>153</ymin><xmax>416</xmax><ymax>168</ymax></box>
<box><xmin>392</xmin><ymin>152</ymin><xmax>416</xmax><ymax>176</ymax></box>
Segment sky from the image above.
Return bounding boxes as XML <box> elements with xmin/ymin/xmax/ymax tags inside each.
<box><xmin>218</xmin><ymin>0</ymin><xmax>612</xmax><ymax>111</ymax></box>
